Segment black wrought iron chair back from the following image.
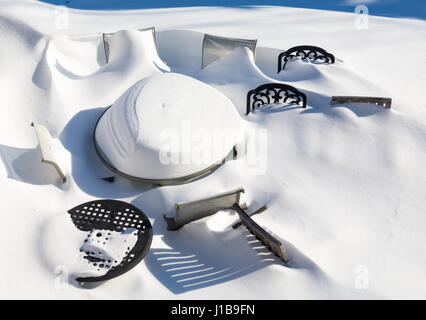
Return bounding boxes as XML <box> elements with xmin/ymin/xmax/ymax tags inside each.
<box><xmin>246</xmin><ymin>83</ymin><xmax>307</xmax><ymax>115</ymax></box>
<box><xmin>278</xmin><ymin>45</ymin><xmax>335</xmax><ymax>73</ymax></box>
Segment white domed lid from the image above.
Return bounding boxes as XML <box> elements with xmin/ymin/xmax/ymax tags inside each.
<box><xmin>95</xmin><ymin>73</ymin><xmax>243</xmax><ymax>181</ymax></box>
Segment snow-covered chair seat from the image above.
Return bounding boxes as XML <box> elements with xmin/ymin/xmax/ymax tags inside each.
<box><xmin>31</xmin><ymin>122</ymin><xmax>67</xmax><ymax>183</ymax></box>
<box><xmin>43</xmin><ymin>199</ymin><xmax>152</xmax><ymax>284</ymax></box>
<box><xmin>103</xmin><ymin>27</ymin><xmax>163</xmax><ymax>66</ymax></box>
<box><xmin>202</xmin><ymin>33</ymin><xmax>257</xmax><ymax>69</ymax></box>
<box><xmin>67</xmin><ymin>199</ymin><xmax>153</xmax><ymax>283</ymax></box>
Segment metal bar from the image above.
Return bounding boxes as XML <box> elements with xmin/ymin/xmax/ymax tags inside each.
<box><xmin>233</xmin><ymin>203</ymin><xmax>288</xmax><ymax>263</ymax></box>
<box><xmin>331</xmin><ymin>96</ymin><xmax>392</xmax><ymax>108</ymax></box>
<box><xmin>232</xmin><ymin>204</ymin><xmax>267</xmax><ymax>229</ymax></box>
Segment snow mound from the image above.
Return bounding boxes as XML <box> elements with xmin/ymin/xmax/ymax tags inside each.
<box><xmin>202</xmin><ymin>46</ymin><xmax>269</xmax><ymax>83</ymax></box>
<box><xmin>48</xmin><ymin>29</ymin><xmax>170</xmax><ymax>107</ymax></box>
<box><xmin>199</xmin><ymin>46</ymin><xmax>278</xmax><ymax>114</ymax></box>
<box><xmin>1</xmin><ymin>0</ymin><xmax>426</xmax><ymax>299</ymax></box>
<box><xmin>95</xmin><ymin>72</ymin><xmax>243</xmax><ymax>180</ymax></box>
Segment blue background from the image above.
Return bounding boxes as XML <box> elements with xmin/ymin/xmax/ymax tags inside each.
<box><xmin>39</xmin><ymin>0</ymin><xmax>426</xmax><ymax>20</ymax></box>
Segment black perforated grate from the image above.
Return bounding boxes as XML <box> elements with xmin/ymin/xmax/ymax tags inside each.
<box><xmin>67</xmin><ymin>199</ymin><xmax>153</xmax><ymax>283</ymax></box>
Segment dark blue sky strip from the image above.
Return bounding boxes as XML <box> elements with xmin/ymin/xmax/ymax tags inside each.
<box><xmin>40</xmin><ymin>0</ymin><xmax>426</xmax><ymax>20</ymax></box>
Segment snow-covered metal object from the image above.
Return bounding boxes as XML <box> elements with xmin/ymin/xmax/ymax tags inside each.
<box><xmin>164</xmin><ymin>190</ymin><xmax>288</xmax><ymax>264</ymax></box>
<box><xmin>278</xmin><ymin>45</ymin><xmax>335</xmax><ymax>73</ymax></box>
<box><xmin>233</xmin><ymin>203</ymin><xmax>289</xmax><ymax>264</ymax></box>
<box><xmin>93</xmin><ymin>73</ymin><xmax>242</xmax><ymax>185</ymax></box>
<box><xmin>31</xmin><ymin>122</ymin><xmax>66</xmax><ymax>183</ymax></box>
<box><xmin>68</xmin><ymin>199</ymin><xmax>153</xmax><ymax>283</ymax></box>
<box><xmin>202</xmin><ymin>33</ymin><xmax>257</xmax><ymax>69</ymax></box>
<box><xmin>164</xmin><ymin>188</ymin><xmax>246</xmax><ymax>230</ymax></box>
<box><xmin>93</xmin><ymin>113</ymin><xmax>226</xmax><ymax>186</ymax></box>
<box><xmin>331</xmin><ymin>96</ymin><xmax>392</xmax><ymax>108</ymax></box>
<box><xmin>246</xmin><ymin>83</ymin><xmax>307</xmax><ymax>115</ymax></box>
<box><xmin>103</xmin><ymin>27</ymin><xmax>159</xmax><ymax>63</ymax></box>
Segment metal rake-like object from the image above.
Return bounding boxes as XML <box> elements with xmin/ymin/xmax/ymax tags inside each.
<box><xmin>233</xmin><ymin>203</ymin><xmax>288</xmax><ymax>263</ymax></box>
<box><xmin>164</xmin><ymin>188</ymin><xmax>288</xmax><ymax>264</ymax></box>
<box><xmin>68</xmin><ymin>199</ymin><xmax>153</xmax><ymax>283</ymax></box>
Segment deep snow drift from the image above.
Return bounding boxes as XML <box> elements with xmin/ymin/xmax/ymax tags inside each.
<box><xmin>0</xmin><ymin>0</ymin><xmax>425</xmax><ymax>299</ymax></box>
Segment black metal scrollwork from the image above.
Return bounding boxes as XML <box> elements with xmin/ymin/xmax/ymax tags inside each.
<box><xmin>277</xmin><ymin>45</ymin><xmax>335</xmax><ymax>73</ymax></box>
<box><xmin>246</xmin><ymin>83</ymin><xmax>307</xmax><ymax>115</ymax></box>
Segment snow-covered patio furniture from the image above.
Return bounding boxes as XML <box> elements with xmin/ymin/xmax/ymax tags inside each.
<box><xmin>277</xmin><ymin>45</ymin><xmax>335</xmax><ymax>73</ymax></box>
<box><xmin>163</xmin><ymin>187</ymin><xmax>288</xmax><ymax>264</ymax></box>
<box><xmin>231</xmin><ymin>204</ymin><xmax>267</xmax><ymax>229</ymax></box>
<box><xmin>68</xmin><ymin>199</ymin><xmax>153</xmax><ymax>283</ymax></box>
<box><xmin>246</xmin><ymin>83</ymin><xmax>307</xmax><ymax>115</ymax></box>
<box><xmin>103</xmin><ymin>27</ymin><xmax>160</xmax><ymax>64</ymax></box>
<box><xmin>93</xmin><ymin>73</ymin><xmax>243</xmax><ymax>185</ymax></box>
<box><xmin>164</xmin><ymin>187</ymin><xmax>246</xmax><ymax>230</ymax></box>
<box><xmin>202</xmin><ymin>33</ymin><xmax>257</xmax><ymax>69</ymax></box>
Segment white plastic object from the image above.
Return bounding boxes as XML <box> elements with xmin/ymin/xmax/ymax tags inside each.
<box><xmin>31</xmin><ymin>122</ymin><xmax>67</xmax><ymax>183</ymax></box>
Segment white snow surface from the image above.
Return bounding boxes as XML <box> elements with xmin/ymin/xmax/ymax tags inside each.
<box><xmin>0</xmin><ymin>0</ymin><xmax>425</xmax><ymax>299</ymax></box>
<box><xmin>95</xmin><ymin>72</ymin><xmax>242</xmax><ymax>179</ymax></box>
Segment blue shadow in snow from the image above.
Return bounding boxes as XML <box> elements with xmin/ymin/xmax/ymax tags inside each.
<box><xmin>59</xmin><ymin>107</ymin><xmax>154</xmax><ymax>198</ymax></box>
<box><xmin>131</xmin><ymin>191</ymin><xmax>328</xmax><ymax>294</ymax></box>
